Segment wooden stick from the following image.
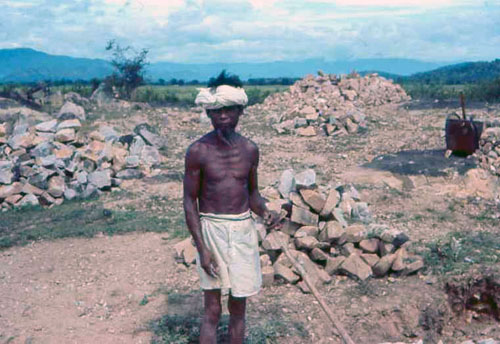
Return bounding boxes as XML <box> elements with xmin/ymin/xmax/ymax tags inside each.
<box><xmin>269</xmin><ymin>212</ymin><xmax>356</xmax><ymax>344</ymax></box>
<box><xmin>278</xmin><ymin>238</ymin><xmax>356</xmax><ymax>344</ymax></box>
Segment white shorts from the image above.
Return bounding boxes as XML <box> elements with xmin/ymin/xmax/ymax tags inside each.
<box><xmin>196</xmin><ymin>210</ymin><xmax>262</xmax><ymax>298</ymax></box>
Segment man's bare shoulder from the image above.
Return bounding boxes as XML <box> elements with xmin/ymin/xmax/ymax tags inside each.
<box><xmin>237</xmin><ymin>135</ymin><xmax>259</xmax><ymax>159</ymax></box>
<box><xmin>186</xmin><ymin>133</ymin><xmax>215</xmax><ymax>157</ymax></box>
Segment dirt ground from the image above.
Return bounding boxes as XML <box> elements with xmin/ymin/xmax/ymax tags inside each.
<box><xmin>1</xmin><ymin>100</ymin><xmax>499</xmax><ymax>343</ymax></box>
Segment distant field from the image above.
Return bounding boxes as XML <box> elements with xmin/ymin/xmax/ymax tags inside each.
<box><xmin>132</xmin><ymin>84</ymin><xmax>289</xmax><ymax>106</ymax></box>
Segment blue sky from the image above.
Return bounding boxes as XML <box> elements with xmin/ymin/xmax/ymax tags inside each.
<box><xmin>1</xmin><ymin>0</ymin><xmax>499</xmax><ymax>63</ymax></box>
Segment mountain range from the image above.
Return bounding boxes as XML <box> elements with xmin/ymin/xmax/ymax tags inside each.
<box><xmin>1</xmin><ymin>48</ymin><xmax>450</xmax><ymax>83</ymax></box>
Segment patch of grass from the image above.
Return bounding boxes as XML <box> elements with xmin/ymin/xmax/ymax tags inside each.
<box><xmin>0</xmin><ymin>198</ymin><xmax>174</xmax><ymax>249</ymax></box>
<box><xmin>139</xmin><ymin>294</ymin><xmax>149</xmax><ymax>306</ymax></box>
<box><xmin>150</xmin><ymin>314</ymin><xmax>308</xmax><ymax>344</ymax></box>
<box><xmin>422</xmin><ymin>231</ymin><xmax>500</xmax><ymax>276</ymax></box>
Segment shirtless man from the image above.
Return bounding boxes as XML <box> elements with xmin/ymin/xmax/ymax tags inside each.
<box><xmin>183</xmin><ymin>74</ymin><xmax>279</xmax><ymax>344</ymax></box>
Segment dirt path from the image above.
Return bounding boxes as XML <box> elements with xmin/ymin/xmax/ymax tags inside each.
<box><xmin>0</xmin><ymin>232</ymin><xmax>178</xmax><ymax>344</ymax></box>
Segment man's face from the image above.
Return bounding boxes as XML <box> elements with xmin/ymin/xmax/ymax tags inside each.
<box><xmin>207</xmin><ymin>105</ymin><xmax>243</xmax><ymax>131</ymax></box>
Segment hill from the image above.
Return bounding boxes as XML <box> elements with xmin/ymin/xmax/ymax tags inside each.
<box><xmin>403</xmin><ymin>59</ymin><xmax>500</xmax><ymax>84</ymax></box>
<box><xmin>0</xmin><ymin>48</ymin><xmax>445</xmax><ymax>83</ymax></box>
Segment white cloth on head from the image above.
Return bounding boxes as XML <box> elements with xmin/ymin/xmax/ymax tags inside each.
<box><xmin>195</xmin><ymin>85</ymin><xmax>248</xmax><ymax>110</ymax></box>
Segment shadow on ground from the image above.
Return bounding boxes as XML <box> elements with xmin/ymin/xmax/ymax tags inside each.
<box><xmin>149</xmin><ymin>291</ymin><xmax>309</xmax><ymax>344</ymax></box>
<box><xmin>363</xmin><ymin>149</ymin><xmax>477</xmax><ymax>177</ymax></box>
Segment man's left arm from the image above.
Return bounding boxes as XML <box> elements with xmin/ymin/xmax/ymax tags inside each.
<box><xmin>248</xmin><ymin>144</ymin><xmax>280</xmax><ymax>228</ymax></box>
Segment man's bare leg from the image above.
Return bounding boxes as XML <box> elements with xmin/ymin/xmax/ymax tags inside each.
<box><xmin>228</xmin><ymin>295</ymin><xmax>246</xmax><ymax>344</ymax></box>
<box><xmin>200</xmin><ymin>290</ymin><xmax>222</xmax><ymax>344</ymax></box>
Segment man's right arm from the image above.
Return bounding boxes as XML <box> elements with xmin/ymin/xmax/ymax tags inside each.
<box><xmin>183</xmin><ymin>143</ymin><xmax>218</xmax><ymax>277</ymax></box>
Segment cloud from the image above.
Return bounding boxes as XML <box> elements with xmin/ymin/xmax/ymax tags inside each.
<box><xmin>0</xmin><ymin>0</ymin><xmax>498</xmax><ymax>63</ymax></box>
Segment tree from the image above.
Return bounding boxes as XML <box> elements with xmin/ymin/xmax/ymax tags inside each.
<box><xmin>105</xmin><ymin>40</ymin><xmax>149</xmax><ymax>99</ymax></box>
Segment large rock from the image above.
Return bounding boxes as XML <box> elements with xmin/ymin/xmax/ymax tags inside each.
<box><xmin>278</xmin><ymin>169</ymin><xmax>295</xmax><ymax>198</ymax></box>
<box><xmin>129</xmin><ymin>136</ymin><xmax>146</xmax><ymax>156</ymax></box>
<box><xmin>99</xmin><ymin>126</ymin><xmax>119</xmax><ymax>142</ymax></box>
<box><xmin>48</xmin><ymin>176</ymin><xmax>66</xmax><ymax>197</ymax></box>
<box><xmin>134</xmin><ymin>124</ymin><xmax>168</xmax><ymax>149</ymax></box>
<box><xmin>55</xmin><ymin>128</ymin><xmax>76</xmax><ymax>143</ymax></box>
<box><xmin>0</xmin><ymin>169</ymin><xmax>13</xmax><ymax>184</ymax></box>
<box><xmin>325</xmin><ymin>256</ymin><xmax>345</xmax><ymax>275</ymax></box>
<box><xmin>57</xmin><ymin>101</ymin><xmax>85</xmax><ymax>120</ymax></box>
<box><xmin>299</xmin><ymin>189</ymin><xmax>326</xmax><ymax>213</ymax></box>
<box><xmin>372</xmin><ymin>254</ymin><xmax>396</xmax><ymax>277</ymax></box>
<box><xmin>35</xmin><ymin>119</ymin><xmax>58</xmax><ymax>133</ymax></box>
<box><xmin>318</xmin><ymin>220</ymin><xmax>344</xmax><ymax>242</ymax></box>
<box><xmin>141</xmin><ymin>145</ymin><xmax>162</xmax><ymax>166</ymax></box>
<box><xmin>274</xmin><ymin>263</ymin><xmax>300</xmax><ymax>284</ymax></box>
<box><xmin>295</xmin><ymin>169</ymin><xmax>316</xmax><ymax>189</ymax></box>
<box><xmin>57</xmin><ymin>119</ymin><xmax>81</xmax><ymax>131</ymax></box>
<box><xmin>320</xmin><ymin>188</ymin><xmax>340</xmax><ymax>217</ymax></box>
<box><xmin>344</xmin><ymin>224</ymin><xmax>367</xmax><ymax>243</ymax></box>
<box><xmin>262</xmin><ymin>231</ymin><xmax>289</xmax><ymax>251</ymax></box>
<box><xmin>0</xmin><ymin>182</ymin><xmax>23</xmax><ymax>199</ymax></box>
<box><xmin>339</xmin><ymin>254</ymin><xmax>372</xmax><ymax>281</ymax></box>
<box><xmin>291</xmin><ymin>205</ymin><xmax>319</xmax><ymax>226</ymax></box>
<box><xmin>88</xmin><ymin>170</ymin><xmax>112</xmax><ymax>190</ymax></box>
<box><xmin>294</xmin><ymin>236</ymin><xmax>319</xmax><ymax>250</ymax></box>
<box><xmin>116</xmin><ymin>169</ymin><xmax>143</xmax><ymax>180</ymax></box>
<box><xmin>18</xmin><ymin>193</ymin><xmax>39</xmax><ymax>207</ymax></box>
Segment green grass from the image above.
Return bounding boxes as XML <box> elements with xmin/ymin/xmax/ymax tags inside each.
<box><xmin>422</xmin><ymin>231</ymin><xmax>500</xmax><ymax>276</ymax></box>
<box><xmin>0</xmin><ymin>197</ymin><xmax>177</xmax><ymax>249</ymax></box>
<box><xmin>150</xmin><ymin>314</ymin><xmax>308</xmax><ymax>344</ymax></box>
<box><xmin>131</xmin><ymin>85</ymin><xmax>288</xmax><ymax>106</ymax></box>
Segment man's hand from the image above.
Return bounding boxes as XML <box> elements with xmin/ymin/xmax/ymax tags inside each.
<box><xmin>263</xmin><ymin>210</ymin><xmax>282</xmax><ymax>230</ymax></box>
<box><xmin>199</xmin><ymin>247</ymin><xmax>219</xmax><ymax>278</ymax></box>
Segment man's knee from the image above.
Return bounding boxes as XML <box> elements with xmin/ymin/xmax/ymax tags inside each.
<box><xmin>228</xmin><ymin>296</ymin><xmax>246</xmax><ymax>318</ymax></box>
<box><xmin>204</xmin><ymin>291</ymin><xmax>222</xmax><ymax>324</ymax></box>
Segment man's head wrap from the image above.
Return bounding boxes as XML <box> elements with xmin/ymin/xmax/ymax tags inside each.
<box><xmin>195</xmin><ymin>85</ymin><xmax>248</xmax><ymax>110</ymax></box>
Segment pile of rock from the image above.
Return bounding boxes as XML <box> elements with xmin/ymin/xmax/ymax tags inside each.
<box><xmin>0</xmin><ymin>117</ymin><xmax>166</xmax><ymax>210</ymax></box>
<box><xmin>474</xmin><ymin>127</ymin><xmax>500</xmax><ymax>177</ymax></box>
<box><xmin>174</xmin><ymin>168</ymin><xmax>424</xmax><ymax>292</ymax></box>
<box><xmin>249</xmin><ymin>72</ymin><xmax>410</xmax><ymax>137</ymax></box>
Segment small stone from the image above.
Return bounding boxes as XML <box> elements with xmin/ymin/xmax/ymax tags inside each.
<box><xmin>391</xmin><ymin>248</ymin><xmax>407</xmax><ymax>272</ymax></box>
<box><xmin>296</xmin><ymin>126</ymin><xmax>317</xmax><ymax>136</ymax></box>
<box><xmin>261</xmin><ymin>266</ymin><xmax>275</xmax><ymax>287</ymax></box>
<box><xmin>141</xmin><ymin>145</ymin><xmax>162</xmax><ymax>166</ymax></box>
<box><xmin>320</xmin><ymin>188</ymin><xmax>340</xmax><ymax>217</ymax></box>
<box><xmin>291</xmin><ymin>205</ymin><xmax>319</xmax><ymax>226</ymax></box>
<box><xmin>99</xmin><ymin>126</ymin><xmax>119</xmax><ymax>142</ymax></box>
<box><xmin>48</xmin><ymin>176</ymin><xmax>65</xmax><ymax>197</ymax></box>
<box><xmin>18</xmin><ymin>193</ymin><xmax>39</xmax><ymax>207</ymax></box>
<box><xmin>274</xmin><ymin>263</ymin><xmax>300</xmax><ymax>284</ymax></box>
<box><xmin>88</xmin><ymin>170</ymin><xmax>112</xmax><ymax>190</ymax></box>
<box><xmin>332</xmin><ymin>208</ymin><xmax>348</xmax><ymax>227</ymax></box>
<box><xmin>262</xmin><ymin>231</ymin><xmax>289</xmax><ymax>251</ymax></box>
<box><xmin>403</xmin><ymin>258</ymin><xmax>424</xmax><ymax>275</ymax></box>
<box><xmin>294</xmin><ymin>236</ymin><xmax>319</xmax><ymax>250</ymax></box>
<box><xmin>64</xmin><ymin>188</ymin><xmax>78</xmax><ymax>200</ymax></box>
<box><xmin>339</xmin><ymin>254</ymin><xmax>372</xmax><ymax>281</ymax></box>
<box><xmin>352</xmin><ymin>202</ymin><xmax>372</xmax><ymax>223</ymax></box>
<box><xmin>340</xmin><ymin>243</ymin><xmax>361</xmax><ymax>257</ymax></box>
<box><xmin>278</xmin><ymin>169</ymin><xmax>295</xmax><ymax>198</ymax></box>
<box><xmin>89</xmin><ymin>131</ymin><xmax>106</xmax><ymax>142</ymax></box>
<box><xmin>344</xmin><ymin>224</ymin><xmax>367</xmax><ymax>243</ymax></box>
<box><xmin>380</xmin><ymin>228</ymin><xmax>403</xmax><ymax>243</ymax></box>
<box><xmin>280</xmin><ymin>219</ymin><xmax>301</xmax><ymax>236</ymax></box>
<box><xmin>299</xmin><ymin>189</ymin><xmax>326</xmax><ymax>213</ymax></box>
<box><xmin>294</xmin><ymin>169</ymin><xmax>316</xmax><ymax>190</ymax></box>
<box><xmin>325</xmin><ymin>256</ymin><xmax>345</xmax><ymax>275</ymax></box>
<box><xmin>116</xmin><ymin>169</ymin><xmax>144</xmax><ymax>180</ymax></box>
<box><xmin>294</xmin><ymin>226</ymin><xmax>319</xmax><ymax>238</ymax></box>
<box><xmin>260</xmin><ymin>254</ymin><xmax>272</xmax><ymax>267</ymax></box>
<box><xmin>318</xmin><ymin>220</ymin><xmax>344</xmax><ymax>242</ymax></box>
<box><xmin>5</xmin><ymin>194</ymin><xmax>22</xmax><ymax>205</ymax></box>
<box><xmin>58</xmin><ymin>101</ymin><xmax>85</xmax><ymax>120</ymax></box>
<box><xmin>35</xmin><ymin>119</ymin><xmax>58</xmax><ymax>133</ymax></box>
<box><xmin>379</xmin><ymin>242</ymin><xmax>395</xmax><ymax>256</ymax></box>
<box><xmin>310</xmin><ymin>248</ymin><xmax>329</xmax><ymax>262</ymax></box>
<box><xmin>39</xmin><ymin>191</ymin><xmax>56</xmax><ymax>205</ymax></box>
<box><xmin>372</xmin><ymin>254</ymin><xmax>396</xmax><ymax>277</ymax></box>
<box><xmin>289</xmin><ymin>191</ymin><xmax>309</xmax><ymax>208</ymax></box>
<box><xmin>359</xmin><ymin>238</ymin><xmax>380</xmax><ymax>253</ymax></box>
<box><xmin>57</xmin><ymin>119</ymin><xmax>81</xmax><ymax>131</ymax></box>
<box><xmin>0</xmin><ymin>169</ymin><xmax>13</xmax><ymax>184</ymax></box>
<box><xmin>125</xmin><ymin>155</ymin><xmax>140</xmax><ymax>168</ymax></box>
<box><xmin>55</xmin><ymin>128</ymin><xmax>76</xmax><ymax>143</ymax></box>
<box><xmin>360</xmin><ymin>253</ymin><xmax>380</xmax><ymax>267</ymax></box>
<box><xmin>174</xmin><ymin>238</ymin><xmax>197</xmax><ymax>265</ymax></box>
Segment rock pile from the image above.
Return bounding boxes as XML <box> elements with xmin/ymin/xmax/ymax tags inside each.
<box><xmin>0</xmin><ymin>117</ymin><xmax>165</xmax><ymax>210</ymax></box>
<box><xmin>474</xmin><ymin>126</ymin><xmax>500</xmax><ymax>177</ymax></box>
<box><xmin>249</xmin><ymin>72</ymin><xmax>410</xmax><ymax>137</ymax></box>
<box><xmin>174</xmin><ymin>169</ymin><xmax>424</xmax><ymax>292</ymax></box>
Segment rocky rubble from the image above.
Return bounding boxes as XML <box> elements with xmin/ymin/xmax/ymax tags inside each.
<box><xmin>174</xmin><ymin>168</ymin><xmax>424</xmax><ymax>292</ymax></box>
<box><xmin>0</xmin><ymin>116</ymin><xmax>165</xmax><ymax>210</ymax></box>
<box><xmin>474</xmin><ymin>126</ymin><xmax>500</xmax><ymax>177</ymax></box>
<box><xmin>248</xmin><ymin>71</ymin><xmax>410</xmax><ymax>137</ymax></box>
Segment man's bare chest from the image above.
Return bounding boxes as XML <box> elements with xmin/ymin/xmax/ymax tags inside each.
<box><xmin>202</xmin><ymin>146</ymin><xmax>252</xmax><ymax>182</ymax></box>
